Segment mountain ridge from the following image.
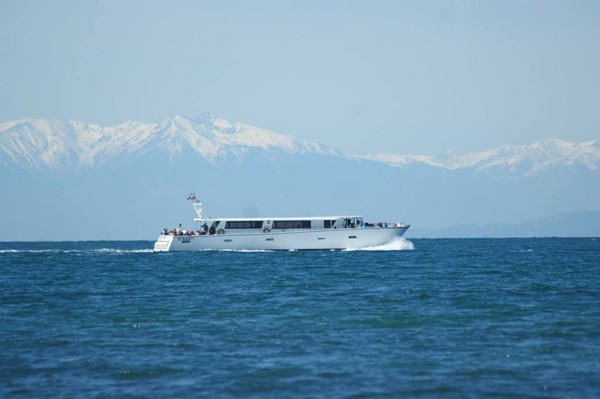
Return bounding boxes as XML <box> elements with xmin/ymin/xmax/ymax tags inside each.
<box><xmin>0</xmin><ymin>114</ymin><xmax>339</xmax><ymax>170</ymax></box>
<box><xmin>1</xmin><ymin>115</ymin><xmax>598</xmax><ymax>178</ymax></box>
<box><xmin>359</xmin><ymin>138</ymin><xmax>599</xmax><ymax>177</ymax></box>
<box><xmin>408</xmin><ymin>210</ymin><xmax>600</xmax><ymax>238</ymax></box>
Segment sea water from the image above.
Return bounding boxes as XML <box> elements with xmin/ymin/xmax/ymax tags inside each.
<box><xmin>1</xmin><ymin>238</ymin><xmax>599</xmax><ymax>398</ymax></box>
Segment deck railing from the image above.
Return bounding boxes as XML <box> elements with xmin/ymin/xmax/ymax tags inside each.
<box><xmin>160</xmin><ymin>222</ymin><xmax>408</xmax><ymax>236</ymax></box>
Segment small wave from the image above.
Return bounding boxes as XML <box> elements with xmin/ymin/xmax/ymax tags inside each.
<box><xmin>0</xmin><ymin>249</ymin><xmax>59</xmax><ymax>254</ymax></box>
<box><xmin>213</xmin><ymin>249</ymin><xmax>275</xmax><ymax>253</ymax></box>
<box><xmin>185</xmin><ymin>248</ymin><xmax>275</xmax><ymax>253</ymax></box>
<box><xmin>344</xmin><ymin>237</ymin><xmax>415</xmax><ymax>252</ymax></box>
<box><xmin>92</xmin><ymin>248</ymin><xmax>154</xmax><ymax>254</ymax></box>
<box><xmin>0</xmin><ymin>248</ymin><xmax>154</xmax><ymax>254</ymax></box>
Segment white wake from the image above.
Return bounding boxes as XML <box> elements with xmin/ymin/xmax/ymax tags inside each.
<box><xmin>344</xmin><ymin>237</ymin><xmax>415</xmax><ymax>251</ymax></box>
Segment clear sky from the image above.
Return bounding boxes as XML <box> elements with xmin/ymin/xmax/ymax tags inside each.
<box><xmin>1</xmin><ymin>0</ymin><xmax>599</xmax><ymax>155</ymax></box>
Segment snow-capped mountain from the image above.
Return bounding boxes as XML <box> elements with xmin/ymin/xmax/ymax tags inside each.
<box><xmin>2</xmin><ymin>114</ymin><xmax>596</xmax><ymax>178</ymax></box>
<box><xmin>0</xmin><ymin>114</ymin><xmax>338</xmax><ymax>169</ymax></box>
<box><xmin>359</xmin><ymin>138</ymin><xmax>600</xmax><ymax>177</ymax></box>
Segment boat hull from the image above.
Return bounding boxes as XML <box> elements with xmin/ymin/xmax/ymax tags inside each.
<box><xmin>153</xmin><ymin>226</ymin><xmax>409</xmax><ymax>251</ymax></box>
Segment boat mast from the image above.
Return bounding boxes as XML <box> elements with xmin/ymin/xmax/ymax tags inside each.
<box><xmin>187</xmin><ymin>193</ymin><xmax>204</xmax><ymax>219</ymax></box>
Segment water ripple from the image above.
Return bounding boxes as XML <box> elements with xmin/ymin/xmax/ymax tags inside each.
<box><xmin>1</xmin><ymin>238</ymin><xmax>599</xmax><ymax>398</ymax></box>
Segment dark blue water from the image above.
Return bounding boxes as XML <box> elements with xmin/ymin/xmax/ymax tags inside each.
<box><xmin>1</xmin><ymin>238</ymin><xmax>599</xmax><ymax>398</ymax></box>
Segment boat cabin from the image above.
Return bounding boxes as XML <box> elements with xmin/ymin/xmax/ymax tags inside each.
<box><xmin>191</xmin><ymin>216</ymin><xmax>364</xmax><ymax>235</ymax></box>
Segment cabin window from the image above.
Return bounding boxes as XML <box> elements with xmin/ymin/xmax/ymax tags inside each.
<box><xmin>209</xmin><ymin>221</ymin><xmax>220</xmax><ymax>235</ymax></box>
<box><xmin>225</xmin><ymin>221</ymin><xmax>263</xmax><ymax>229</ymax></box>
<box><xmin>324</xmin><ymin>220</ymin><xmax>331</xmax><ymax>228</ymax></box>
<box><xmin>272</xmin><ymin>220</ymin><xmax>311</xmax><ymax>229</ymax></box>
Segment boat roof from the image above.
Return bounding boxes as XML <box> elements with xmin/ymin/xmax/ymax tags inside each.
<box><xmin>193</xmin><ymin>215</ymin><xmax>362</xmax><ymax>222</ymax></box>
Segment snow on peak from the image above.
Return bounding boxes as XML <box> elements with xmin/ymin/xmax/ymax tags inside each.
<box><xmin>212</xmin><ymin>117</ymin><xmax>233</xmax><ymax>131</ymax></box>
<box><xmin>360</xmin><ymin>138</ymin><xmax>600</xmax><ymax>176</ymax></box>
<box><xmin>0</xmin><ymin>114</ymin><xmax>338</xmax><ymax>169</ymax></box>
<box><xmin>148</xmin><ymin>114</ymin><xmax>339</xmax><ymax>162</ymax></box>
<box><xmin>1</xmin><ymin>114</ymin><xmax>595</xmax><ymax>176</ymax></box>
<box><xmin>356</xmin><ymin>153</ymin><xmax>445</xmax><ymax>168</ymax></box>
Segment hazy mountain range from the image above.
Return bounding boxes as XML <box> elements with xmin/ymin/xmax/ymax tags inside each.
<box><xmin>0</xmin><ymin>114</ymin><xmax>337</xmax><ymax>170</ymax></box>
<box><xmin>361</xmin><ymin>139</ymin><xmax>599</xmax><ymax>178</ymax></box>
<box><xmin>2</xmin><ymin>114</ymin><xmax>598</xmax><ymax>176</ymax></box>
<box><xmin>409</xmin><ymin>211</ymin><xmax>600</xmax><ymax>238</ymax></box>
<box><xmin>1</xmin><ymin>114</ymin><xmax>598</xmax><ymax>240</ymax></box>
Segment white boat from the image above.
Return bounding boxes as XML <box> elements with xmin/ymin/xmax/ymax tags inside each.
<box><xmin>153</xmin><ymin>197</ymin><xmax>410</xmax><ymax>251</ymax></box>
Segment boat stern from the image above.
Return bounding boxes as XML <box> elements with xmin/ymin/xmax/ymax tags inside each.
<box><xmin>153</xmin><ymin>235</ymin><xmax>173</xmax><ymax>252</ymax></box>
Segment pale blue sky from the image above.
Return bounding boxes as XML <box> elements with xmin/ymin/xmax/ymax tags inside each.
<box><xmin>1</xmin><ymin>0</ymin><xmax>599</xmax><ymax>155</ymax></box>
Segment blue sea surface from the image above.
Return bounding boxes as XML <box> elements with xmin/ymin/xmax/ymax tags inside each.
<box><xmin>1</xmin><ymin>238</ymin><xmax>599</xmax><ymax>398</ymax></box>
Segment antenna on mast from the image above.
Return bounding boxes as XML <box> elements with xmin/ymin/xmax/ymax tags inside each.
<box><xmin>187</xmin><ymin>193</ymin><xmax>204</xmax><ymax>219</ymax></box>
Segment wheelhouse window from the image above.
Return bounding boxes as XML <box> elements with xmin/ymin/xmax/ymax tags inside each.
<box><xmin>324</xmin><ymin>220</ymin><xmax>336</xmax><ymax>228</ymax></box>
<box><xmin>225</xmin><ymin>221</ymin><xmax>264</xmax><ymax>229</ymax></box>
<box><xmin>272</xmin><ymin>220</ymin><xmax>311</xmax><ymax>229</ymax></box>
